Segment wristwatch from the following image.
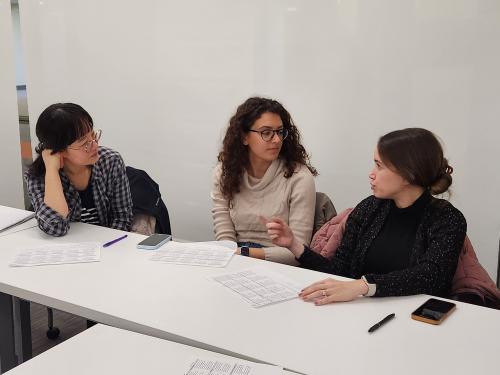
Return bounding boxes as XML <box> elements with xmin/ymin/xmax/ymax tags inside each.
<box><xmin>240</xmin><ymin>246</ymin><xmax>250</xmax><ymax>257</ymax></box>
<box><xmin>361</xmin><ymin>275</ymin><xmax>377</xmax><ymax>297</ymax></box>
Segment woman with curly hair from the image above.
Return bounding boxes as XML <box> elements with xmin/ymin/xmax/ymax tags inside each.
<box><xmin>212</xmin><ymin>97</ymin><xmax>318</xmax><ymax>265</ymax></box>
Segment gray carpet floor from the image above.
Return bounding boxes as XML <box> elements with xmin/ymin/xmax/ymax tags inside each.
<box><xmin>30</xmin><ymin>302</ymin><xmax>87</xmax><ymax>357</ymax></box>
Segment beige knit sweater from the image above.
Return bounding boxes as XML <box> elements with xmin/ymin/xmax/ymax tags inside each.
<box><xmin>211</xmin><ymin>159</ymin><xmax>316</xmax><ymax>265</ymax></box>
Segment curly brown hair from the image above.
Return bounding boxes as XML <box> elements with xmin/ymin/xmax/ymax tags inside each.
<box><xmin>217</xmin><ymin>97</ymin><xmax>318</xmax><ymax>202</ymax></box>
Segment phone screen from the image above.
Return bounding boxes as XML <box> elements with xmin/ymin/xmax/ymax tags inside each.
<box><xmin>137</xmin><ymin>234</ymin><xmax>171</xmax><ymax>247</ymax></box>
<box><xmin>412</xmin><ymin>298</ymin><xmax>456</xmax><ymax>321</ymax></box>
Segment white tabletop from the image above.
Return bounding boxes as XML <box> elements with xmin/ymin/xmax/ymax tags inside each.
<box><xmin>5</xmin><ymin>324</ymin><xmax>285</xmax><ymax>375</ymax></box>
<box><xmin>0</xmin><ymin>222</ymin><xmax>499</xmax><ymax>375</ymax></box>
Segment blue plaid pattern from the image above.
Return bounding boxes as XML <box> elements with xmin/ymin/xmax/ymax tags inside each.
<box><xmin>25</xmin><ymin>146</ymin><xmax>133</xmax><ymax>236</ymax></box>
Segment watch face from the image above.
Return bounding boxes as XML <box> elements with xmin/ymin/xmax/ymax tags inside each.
<box><xmin>240</xmin><ymin>246</ymin><xmax>250</xmax><ymax>257</ymax></box>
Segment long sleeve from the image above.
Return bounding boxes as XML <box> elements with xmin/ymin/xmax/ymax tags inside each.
<box><xmin>366</xmin><ymin>204</ymin><xmax>467</xmax><ymax>297</ymax></box>
<box><xmin>263</xmin><ymin>167</ymin><xmax>316</xmax><ymax>265</ymax></box>
<box><xmin>297</xmin><ymin>197</ymin><xmax>369</xmax><ymax>275</ymax></box>
<box><xmin>25</xmin><ymin>171</ymin><xmax>71</xmax><ymax>237</ymax></box>
<box><xmin>109</xmin><ymin>153</ymin><xmax>133</xmax><ymax>231</ymax></box>
<box><xmin>211</xmin><ymin>165</ymin><xmax>237</xmax><ymax>242</ymax></box>
<box><xmin>299</xmin><ymin>195</ymin><xmax>467</xmax><ymax>299</ymax></box>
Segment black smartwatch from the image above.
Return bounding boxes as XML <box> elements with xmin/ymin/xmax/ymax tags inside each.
<box><xmin>240</xmin><ymin>246</ymin><xmax>250</xmax><ymax>257</ymax></box>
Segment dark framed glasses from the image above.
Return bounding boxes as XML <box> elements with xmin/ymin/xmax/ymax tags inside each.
<box><xmin>248</xmin><ymin>128</ymin><xmax>289</xmax><ymax>142</ymax></box>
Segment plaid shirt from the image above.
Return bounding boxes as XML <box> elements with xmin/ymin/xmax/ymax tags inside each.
<box><xmin>25</xmin><ymin>146</ymin><xmax>133</xmax><ymax>236</ymax></box>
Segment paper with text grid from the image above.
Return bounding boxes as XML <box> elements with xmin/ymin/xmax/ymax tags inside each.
<box><xmin>150</xmin><ymin>241</ymin><xmax>235</xmax><ymax>267</ymax></box>
<box><xmin>10</xmin><ymin>242</ymin><xmax>101</xmax><ymax>267</ymax></box>
<box><xmin>212</xmin><ymin>268</ymin><xmax>300</xmax><ymax>308</ymax></box>
<box><xmin>185</xmin><ymin>357</ymin><xmax>283</xmax><ymax>375</ymax></box>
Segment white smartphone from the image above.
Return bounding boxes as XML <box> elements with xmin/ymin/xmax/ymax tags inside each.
<box><xmin>136</xmin><ymin>234</ymin><xmax>172</xmax><ymax>250</ymax></box>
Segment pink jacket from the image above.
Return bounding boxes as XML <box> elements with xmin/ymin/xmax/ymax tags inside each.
<box><xmin>452</xmin><ymin>236</ymin><xmax>500</xmax><ymax>306</ymax></box>
<box><xmin>310</xmin><ymin>208</ymin><xmax>353</xmax><ymax>259</ymax></box>
<box><xmin>310</xmin><ymin>210</ymin><xmax>500</xmax><ymax>307</ymax></box>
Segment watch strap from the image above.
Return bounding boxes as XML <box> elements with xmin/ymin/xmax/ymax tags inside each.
<box><xmin>361</xmin><ymin>275</ymin><xmax>377</xmax><ymax>297</ymax></box>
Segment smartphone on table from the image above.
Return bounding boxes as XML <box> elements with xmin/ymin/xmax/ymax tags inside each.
<box><xmin>136</xmin><ymin>234</ymin><xmax>172</xmax><ymax>250</ymax></box>
<box><xmin>411</xmin><ymin>298</ymin><xmax>456</xmax><ymax>325</ymax></box>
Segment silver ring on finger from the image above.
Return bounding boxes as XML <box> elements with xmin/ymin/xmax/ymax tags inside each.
<box><xmin>322</xmin><ymin>289</ymin><xmax>327</xmax><ymax>297</ymax></box>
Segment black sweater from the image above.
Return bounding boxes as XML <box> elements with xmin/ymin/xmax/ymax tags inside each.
<box><xmin>298</xmin><ymin>193</ymin><xmax>467</xmax><ymax>298</ymax></box>
<box><xmin>362</xmin><ymin>191</ymin><xmax>430</xmax><ymax>275</ymax></box>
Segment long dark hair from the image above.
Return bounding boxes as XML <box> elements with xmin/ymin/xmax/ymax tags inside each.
<box><xmin>28</xmin><ymin>103</ymin><xmax>93</xmax><ymax>177</ymax></box>
<box><xmin>378</xmin><ymin>128</ymin><xmax>453</xmax><ymax>195</ymax></box>
<box><xmin>217</xmin><ymin>97</ymin><xmax>317</xmax><ymax>202</ymax></box>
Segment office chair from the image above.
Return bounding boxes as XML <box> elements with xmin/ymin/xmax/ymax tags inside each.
<box><xmin>46</xmin><ymin>167</ymin><xmax>171</xmax><ymax>339</ymax></box>
<box><xmin>126</xmin><ymin>166</ymin><xmax>171</xmax><ymax>236</ymax></box>
<box><xmin>497</xmin><ymin>238</ymin><xmax>499</xmax><ymax>288</ymax></box>
<box><xmin>313</xmin><ymin>192</ymin><xmax>337</xmax><ymax>235</ymax></box>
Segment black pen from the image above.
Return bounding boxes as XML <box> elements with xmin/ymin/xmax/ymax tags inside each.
<box><xmin>368</xmin><ymin>313</ymin><xmax>395</xmax><ymax>333</ymax></box>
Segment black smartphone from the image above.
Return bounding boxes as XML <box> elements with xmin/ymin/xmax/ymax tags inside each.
<box><xmin>411</xmin><ymin>298</ymin><xmax>456</xmax><ymax>325</ymax></box>
<box><xmin>136</xmin><ymin>234</ymin><xmax>172</xmax><ymax>250</ymax></box>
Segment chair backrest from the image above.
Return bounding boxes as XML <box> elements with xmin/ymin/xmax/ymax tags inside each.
<box><xmin>126</xmin><ymin>166</ymin><xmax>171</xmax><ymax>235</ymax></box>
<box><xmin>313</xmin><ymin>192</ymin><xmax>336</xmax><ymax>235</ymax></box>
<box><xmin>497</xmin><ymin>238</ymin><xmax>500</xmax><ymax>288</ymax></box>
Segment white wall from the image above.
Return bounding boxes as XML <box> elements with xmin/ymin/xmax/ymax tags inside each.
<box><xmin>19</xmin><ymin>0</ymin><xmax>500</xmax><ymax>279</ymax></box>
<box><xmin>0</xmin><ymin>0</ymin><xmax>24</xmax><ymax>208</ymax></box>
<box><xmin>11</xmin><ymin>3</ymin><xmax>26</xmax><ymax>86</ymax></box>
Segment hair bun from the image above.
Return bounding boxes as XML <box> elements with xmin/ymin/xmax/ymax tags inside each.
<box><xmin>430</xmin><ymin>161</ymin><xmax>453</xmax><ymax>195</ymax></box>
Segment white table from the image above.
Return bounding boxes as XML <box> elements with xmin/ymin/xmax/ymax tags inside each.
<box><xmin>1</xmin><ymin>222</ymin><xmax>499</xmax><ymax>375</ymax></box>
<box><xmin>5</xmin><ymin>324</ymin><xmax>285</xmax><ymax>375</ymax></box>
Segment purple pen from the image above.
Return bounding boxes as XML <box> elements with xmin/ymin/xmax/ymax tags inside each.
<box><xmin>103</xmin><ymin>234</ymin><xmax>128</xmax><ymax>248</ymax></box>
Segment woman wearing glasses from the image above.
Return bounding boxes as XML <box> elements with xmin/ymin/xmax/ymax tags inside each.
<box><xmin>25</xmin><ymin>103</ymin><xmax>133</xmax><ymax>236</ymax></box>
<box><xmin>212</xmin><ymin>97</ymin><xmax>317</xmax><ymax>265</ymax></box>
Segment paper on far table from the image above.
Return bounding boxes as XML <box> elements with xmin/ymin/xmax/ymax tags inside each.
<box><xmin>0</xmin><ymin>205</ymin><xmax>35</xmax><ymax>233</ymax></box>
<box><xmin>10</xmin><ymin>242</ymin><xmax>101</xmax><ymax>267</ymax></box>
<box><xmin>150</xmin><ymin>241</ymin><xmax>235</xmax><ymax>267</ymax></box>
<box><xmin>212</xmin><ymin>268</ymin><xmax>300</xmax><ymax>308</ymax></box>
<box><xmin>185</xmin><ymin>357</ymin><xmax>283</xmax><ymax>375</ymax></box>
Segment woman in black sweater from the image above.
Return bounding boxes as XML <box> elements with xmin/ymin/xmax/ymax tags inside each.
<box><xmin>265</xmin><ymin>128</ymin><xmax>467</xmax><ymax>304</ymax></box>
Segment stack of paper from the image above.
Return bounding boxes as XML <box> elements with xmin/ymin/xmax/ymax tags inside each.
<box><xmin>10</xmin><ymin>242</ymin><xmax>101</xmax><ymax>267</ymax></box>
<box><xmin>0</xmin><ymin>205</ymin><xmax>35</xmax><ymax>233</ymax></box>
<box><xmin>150</xmin><ymin>241</ymin><xmax>235</xmax><ymax>267</ymax></box>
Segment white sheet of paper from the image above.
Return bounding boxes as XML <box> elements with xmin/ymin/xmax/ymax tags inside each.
<box><xmin>185</xmin><ymin>357</ymin><xmax>283</xmax><ymax>375</ymax></box>
<box><xmin>0</xmin><ymin>205</ymin><xmax>35</xmax><ymax>232</ymax></box>
<box><xmin>10</xmin><ymin>242</ymin><xmax>101</xmax><ymax>267</ymax></box>
<box><xmin>150</xmin><ymin>241</ymin><xmax>235</xmax><ymax>267</ymax></box>
<box><xmin>212</xmin><ymin>268</ymin><xmax>300</xmax><ymax>308</ymax></box>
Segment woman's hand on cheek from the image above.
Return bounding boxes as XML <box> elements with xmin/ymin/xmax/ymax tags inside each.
<box><xmin>42</xmin><ymin>149</ymin><xmax>62</xmax><ymax>171</ymax></box>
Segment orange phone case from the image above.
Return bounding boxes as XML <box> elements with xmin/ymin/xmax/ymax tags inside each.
<box><xmin>411</xmin><ymin>304</ymin><xmax>456</xmax><ymax>325</ymax></box>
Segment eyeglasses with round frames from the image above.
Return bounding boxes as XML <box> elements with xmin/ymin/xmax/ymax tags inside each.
<box><xmin>248</xmin><ymin>128</ymin><xmax>289</xmax><ymax>142</ymax></box>
<box><xmin>68</xmin><ymin>129</ymin><xmax>102</xmax><ymax>153</ymax></box>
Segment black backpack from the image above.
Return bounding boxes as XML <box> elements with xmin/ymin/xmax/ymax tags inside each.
<box><xmin>126</xmin><ymin>166</ymin><xmax>171</xmax><ymax>235</ymax></box>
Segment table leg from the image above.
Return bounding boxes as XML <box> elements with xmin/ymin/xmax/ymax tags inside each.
<box><xmin>13</xmin><ymin>298</ymin><xmax>32</xmax><ymax>362</ymax></box>
<box><xmin>0</xmin><ymin>292</ymin><xmax>17</xmax><ymax>373</ymax></box>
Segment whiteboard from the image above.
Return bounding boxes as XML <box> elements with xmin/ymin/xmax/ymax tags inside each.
<box><xmin>19</xmin><ymin>0</ymin><xmax>500</xmax><ymax>278</ymax></box>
